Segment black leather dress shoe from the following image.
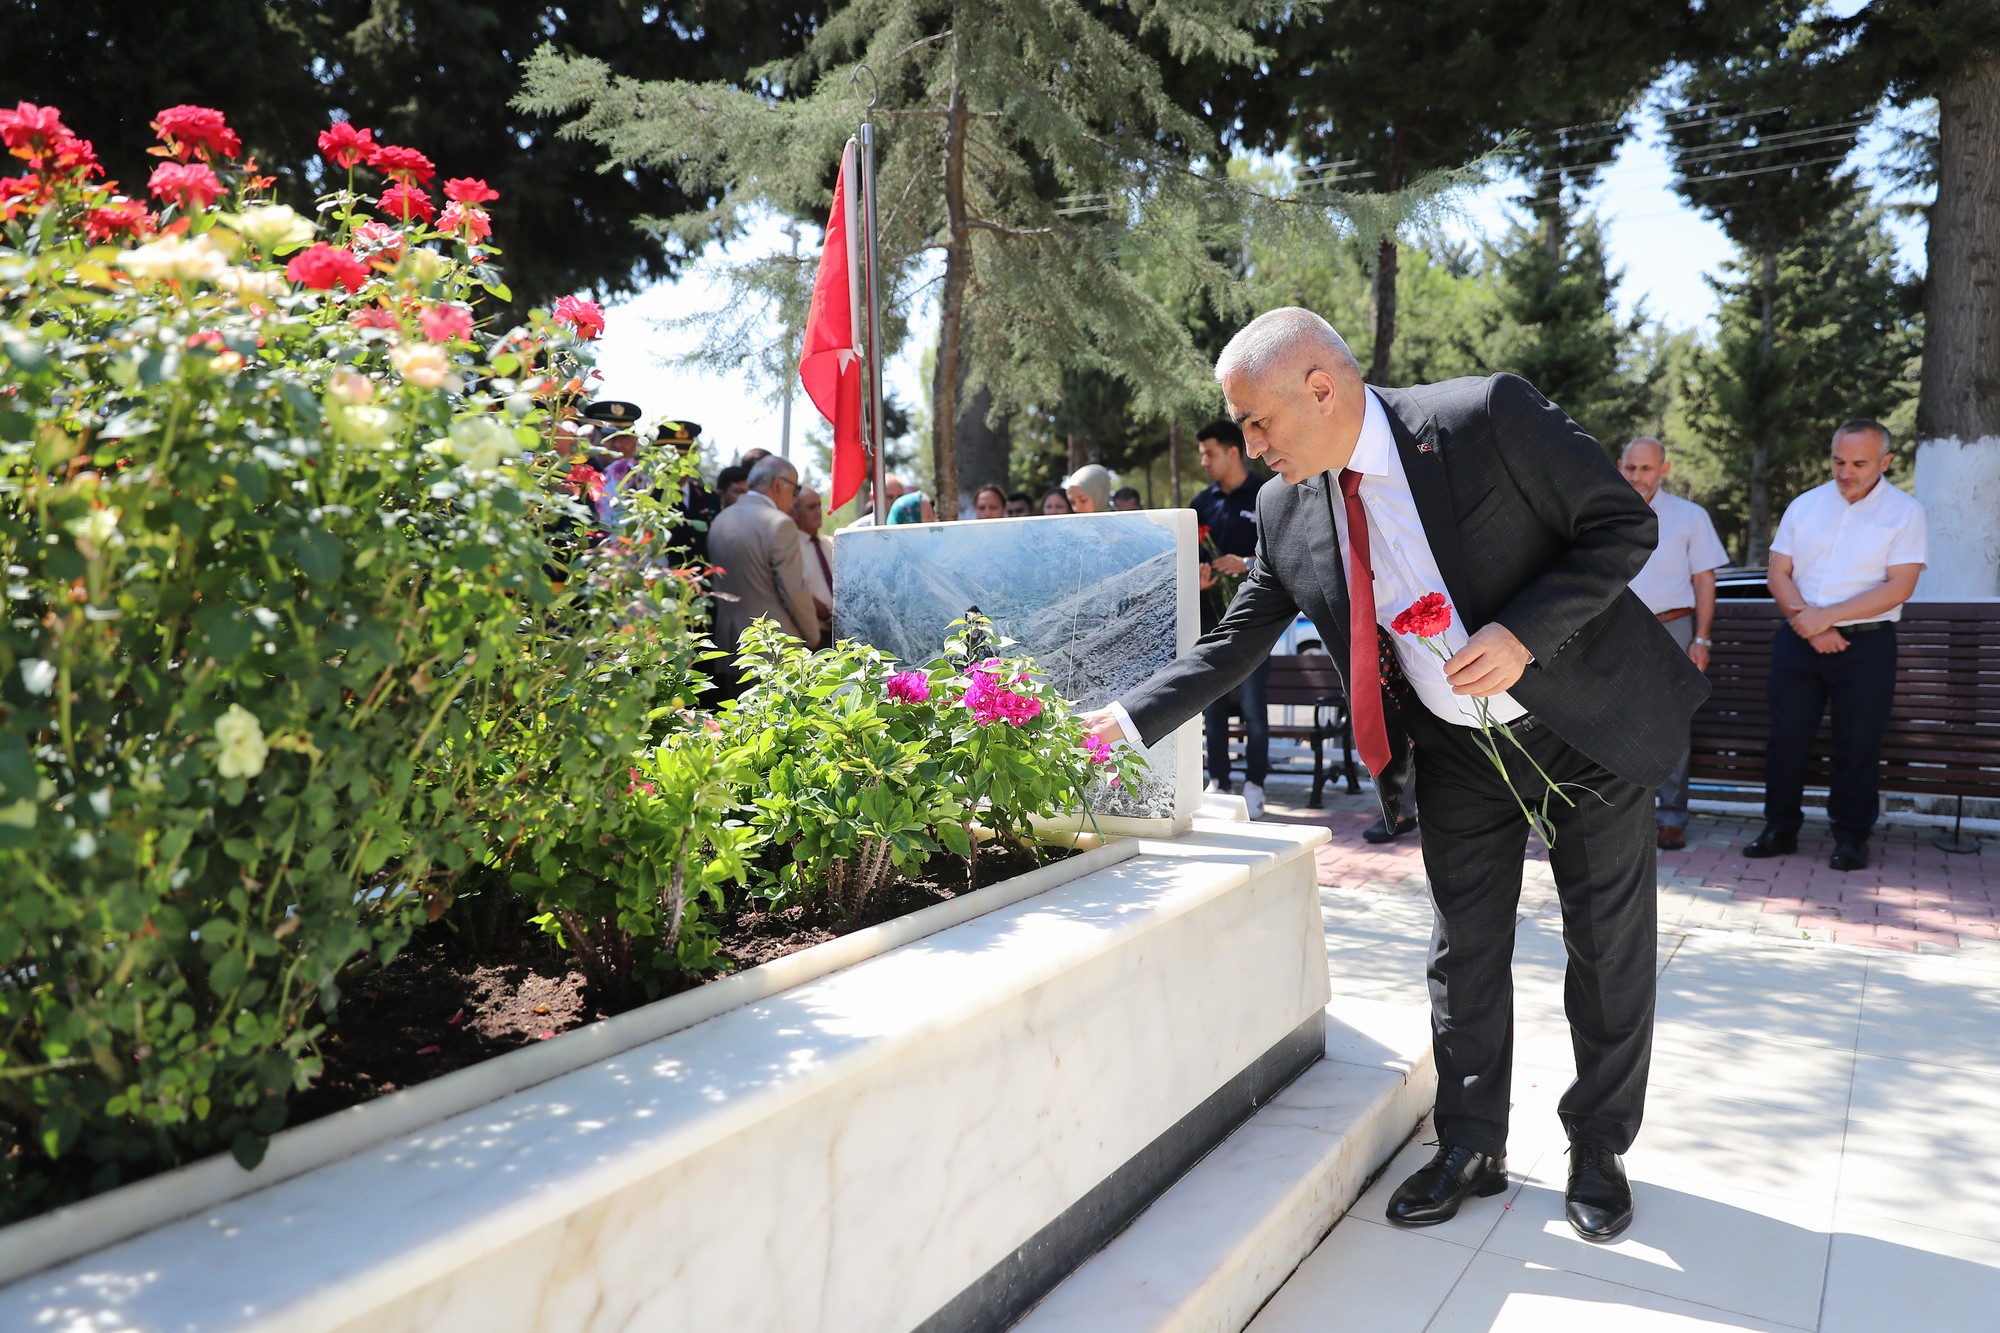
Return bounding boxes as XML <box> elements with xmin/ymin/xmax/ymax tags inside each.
<box><xmin>1830</xmin><ymin>840</ymin><xmax>1869</xmax><ymax>871</ymax></box>
<box><xmin>1743</xmin><ymin>827</ymin><xmax>1798</xmax><ymax>859</ymax></box>
<box><xmin>1363</xmin><ymin>814</ymin><xmax>1417</xmax><ymax>844</ymax></box>
<box><xmin>1385</xmin><ymin>1142</ymin><xmax>1508</xmax><ymax>1226</ymax></box>
<box><xmin>1566</xmin><ymin>1140</ymin><xmax>1634</xmax><ymax>1241</ymax></box>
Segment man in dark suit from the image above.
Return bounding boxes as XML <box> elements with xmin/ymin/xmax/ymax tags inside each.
<box><xmin>1086</xmin><ymin>308</ymin><xmax>1707</xmax><ymax>1242</ymax></box>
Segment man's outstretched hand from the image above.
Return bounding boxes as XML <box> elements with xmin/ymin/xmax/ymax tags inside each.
<box><xmin>1081</xmin><ymin>707</ymin><xmax>1128</xmax><ymax>749</ymax></box>
<box><xmin>1444</xmin><ymin>623</ymin><xmax>1532</xmax><ymax>697</ymax></box>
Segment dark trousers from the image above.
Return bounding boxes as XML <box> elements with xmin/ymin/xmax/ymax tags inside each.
<box><xmin>1203</xmin><ymin>654</ymin><xmax>1271</xmax><ymax>787</ymax></box>
<box><xmin>1406</xmin><ymin>705</ymin><xmax>1657</xmax><ymax>1157</ymax></box>
<box><xmin>1763</xmin><ymin>623</ymin><xmax>1897</xmax><ymax>843</ymax></box>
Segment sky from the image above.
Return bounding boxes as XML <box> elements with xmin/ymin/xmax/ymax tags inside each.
<box><xmin>589</xmin><ymin>99</ymin><xmax>1930</xmax><ymax>486</ymax></box>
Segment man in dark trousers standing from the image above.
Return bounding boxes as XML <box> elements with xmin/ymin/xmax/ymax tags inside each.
<box><xmin>1190</xmin><ymin>420</ymin><xmax>1270</xmax><ymax>817</ymax></box>
<box><xmin>1086</xmin><ymin>308</ymin><xmax>1707</xmax><ymax>1242</ymax></box>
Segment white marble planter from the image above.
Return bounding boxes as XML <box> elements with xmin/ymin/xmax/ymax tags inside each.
<box><xmin>0</xmin><ymin>820</ymin><xmax>1330</xmax><ymax>1332</ymax></box>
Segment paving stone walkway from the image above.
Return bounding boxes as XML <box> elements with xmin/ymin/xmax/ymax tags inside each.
<box><xmin>1257</xmin><ymin>775</ymin><xmax>2000</xmax><ymax>959</ymax></box>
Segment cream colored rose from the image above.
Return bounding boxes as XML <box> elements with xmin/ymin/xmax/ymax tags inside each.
<box><xmin>432</xmin><ymin>415</ymin><xmax>514</xmax><ymax>473</ymax></box>
<box><xmin>216</xmin><ymin>265</ymin><xmax>289</xmax><ymax>300</ymax></box>
<box><xmin>234</xmin><ymin>204</ymin><xmax>315</xmax><ymax>254</ymax></box>
<box><xmin>390</xmin><ymin>341</ymin><xmax>451</xmax><ymax>389</ymax></box>
<box><xmin>121</xmin><ymin>234</ymin><xmax>230</xmax><ymax>286</ymax></box>
<box><xmin>327</xmin><ymin>371</ymin><xmax>374</xmax><ymax>405</ymax></box>
<box><xmin>64</xmin><ymin>506</ymin><xmax>122</xmax><ymax>548</ymax></box>
<box><xmin>331</xmin><ymin>403</ymin><xmax>401</xmax><ymax>447</ymax></box>
<box><xmin>214</xmin><ymin>703</ymin><xmax>269</xmax><ymax>779</ymax></box>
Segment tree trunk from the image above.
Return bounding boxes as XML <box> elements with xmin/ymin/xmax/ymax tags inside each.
<box><xmin>955</xmin><ymin>383</ymin><xmax>1010</xmax><ymax>505</ymax></box>
<box><xmin>1745</xmin><ymin>243</ymin><xmax>1778</xmax><ymax>564</ymax></box>
<box><xmin>1913</xmin><ymin>47</ymin><xmax>2000</xmax><ymax>598</ymax></box>
<box><xmin>1365</xmin><ymin>128</ymin><xmax>1411</xmax><ymax>385</ymax></box>
<box><xmin>1167</xmin><ymin>419</ymin><xmax>1183</xmax><ymax>507</ymax></box>
<box><xmin>931</xmin><ymin>42</ymin><xmax>970</xmax><ymax>524</ymax></box>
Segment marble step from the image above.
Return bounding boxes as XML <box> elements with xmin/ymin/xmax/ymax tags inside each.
<box><xmin>1014</xmin><ymin>996</ymin><xmax>1435</xmax><ymax>1333</ymax></box>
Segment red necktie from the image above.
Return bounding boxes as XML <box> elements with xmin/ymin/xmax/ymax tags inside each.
<box><xmin>1340</xmin><ymin>469</ymin><xmax>1392</xmax><ymax>776</ymax></box>
<box><xmin>812</xmin><ymin>538</ymin><xmax>834</xmax><ymax>594</ymax></box>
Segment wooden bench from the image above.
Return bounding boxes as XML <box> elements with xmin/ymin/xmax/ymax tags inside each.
<box><xmin>1689</xmin><ymin>602</ymin><xmax>2000</xmax><ymax>813</ymax></box>
<box><xmin>1225</xmin><ymin>653</ymin><xmax>1360</xmax><ymax>807</ymax></box>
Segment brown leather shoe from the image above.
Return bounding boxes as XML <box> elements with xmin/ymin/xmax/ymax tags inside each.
<box><xmin>1656</xmin><ymin>824</ymin><xmax>1686</xmax><ymax>851</ymax></box>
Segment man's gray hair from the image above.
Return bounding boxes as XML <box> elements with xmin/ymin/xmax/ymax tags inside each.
<box><xmin>1622</xmin><ymin>436</ymin><xmax>1668</xmax><ymax>462</ymax></box>
<box><xmin>747</xmin><ymin>455</ymin><xmax>798</xmax><ymax>492</ymax></box>
<box><xmin>1214</xmin><ymin>307</ymin><xmax>1362</xmax><ymax>385</ymax></box>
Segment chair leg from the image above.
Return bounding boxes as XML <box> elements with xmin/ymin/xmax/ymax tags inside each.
<box><xmin>1309</xmin><ymin>728</ymin><xmax>1325</xmax><ymax>808</ymax></box>
<box><xmin>1341</xmin><ymin>713</ymin><xmax>1360</xmax><ymax>794</ymax></box>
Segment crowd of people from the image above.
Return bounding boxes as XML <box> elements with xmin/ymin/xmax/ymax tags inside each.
<box><xmin>586</xmin><ymin>397</ymin><xmax>1927</xmax><ymax>865</ymax></box>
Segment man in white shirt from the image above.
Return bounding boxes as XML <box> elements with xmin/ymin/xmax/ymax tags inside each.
<box><xmin>836</xmin><ymin>472</ymin><xmax>907</xmax><ymax>533</ymax></box>
<box><xmin>1746</xmin><ymin>420</ymin><xmax>1927</xmax><ymax>871</ymax></box>
<box><xmin>792</xmin><ymin>483</ymin><xmax>836</xmax><ymax>644</ymax></box>
<box><xmin>1620</xmin><ymin>438</ymin><xmax>1731</xmax><ymax>851</ymax></box>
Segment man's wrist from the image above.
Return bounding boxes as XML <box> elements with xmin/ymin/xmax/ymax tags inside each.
<box><xmin>1106</xmin><ymin>700</ymin><xmax>1145</xmax><ymax>748</ymax></box>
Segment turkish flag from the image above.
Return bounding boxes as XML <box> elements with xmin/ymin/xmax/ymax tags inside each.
<box><xmin>800</xmin><ymin>139</ymin><xmax>867</xmax><ymax>511</ymax></box>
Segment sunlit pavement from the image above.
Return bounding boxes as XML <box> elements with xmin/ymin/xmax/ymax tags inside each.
<box><xmin>1225</xmin><ymin>773</ymin><xmax>2000</xmax><ymax>1331</ymax></box>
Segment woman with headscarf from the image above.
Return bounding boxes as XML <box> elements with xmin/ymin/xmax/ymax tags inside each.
<box><xmin>887</xmin><ymin>491</ymin><xmax>937</xmax><ymax>524</ymax></box>
<box><xmin>1061</xmin><ymin>463</ymin><xmax>1113</xmax><ymax>514</ymax></box>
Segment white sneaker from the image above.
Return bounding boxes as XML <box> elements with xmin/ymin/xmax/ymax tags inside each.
<box><xmin>1242</xmin><ymin>781</ymin><xmax>1265</xmax><ymax>819</ymax></box>
<box><xmin>1205</xmin><ymin>778</ymin><xmax>1230</xmax><ymax>795</ymax></box>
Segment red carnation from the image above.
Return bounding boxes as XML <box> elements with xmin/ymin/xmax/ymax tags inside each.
<box><xmin>83</xmin><ymin>199</ymin><xmax>154</xmax><ymax>243</ymax></box>
<box><xmin>147</xmin><ymin>161</ymin><xmax>226</xmax><ymax>212</ymax></box>
<box><xmin>375</xmin><ymin>182</ymin><xmax>435</xmax><ymax>224</ymax></box>
<box><xmin>286</xmin><ymin>242</ymin><xmax>370</xmax><ymax>293</ymax></box>
<box><xmin>318</xmin><ymin>121</ymin><xmax>376</xmax><ymax>170</ymax></box>
<box><xmin>551</xmin><ymin>294</ymin><xmax>605</xmax><ymax>341</ymax></box>
<box><xmin>366</xmin><ymin>144</ymin><xmax>435</xmax><ymax>186</ymax></box>
<box><xmin>418</xmin><ymin>303</ymin><xmax>474</xmax><ymax>343</ymax></box>
<box><xmin>437</xmin><ymin>201</ymin><xmax>491</xmax><ymax>241</ymax></box>
<box><xmin>442</xmin><ymin>177</ymin><xmax>499</xmax><ymax>205</ymax></box>
<box><xmin>1390</xmin><ymin>592</ymin><xmax>1454</xmax><ymax>640</ymax></box>
<box><xmin>349</xmin><ymin>303</ymin><xmax>401</xmax><ymax>331</ymax></box>
<box><xmin>151</xmin><ymin>105</ymin><xmax>241</xmax><ymax>161</ymax></box>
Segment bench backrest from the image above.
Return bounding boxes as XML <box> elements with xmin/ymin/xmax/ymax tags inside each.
<box><xmin>1265</xmin><ymin>653</ymin><xmax>1344</xmax><ymax>706</ymax></box>
<box><xmin>1689</xmin><ymin>601</ymin><xmax>2000</xmax><ymax>798</ymax></box>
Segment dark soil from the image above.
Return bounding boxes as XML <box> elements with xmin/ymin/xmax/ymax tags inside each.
<box><xmin>292</xmin><ymin>839</ymin><xmax>1070</xmax><ymax>1128</ymax></box>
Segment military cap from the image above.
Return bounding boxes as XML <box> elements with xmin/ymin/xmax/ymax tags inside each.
<box><xmin>581</xmin><ymin>400</ymin><xmax>642</xmax><ymax>427</ymax></box>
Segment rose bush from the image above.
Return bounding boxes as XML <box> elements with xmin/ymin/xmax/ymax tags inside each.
<box><xmin>0</xmin><ymin>101</ymin><xmax>707</xmax><ymax>1219</ymax></box>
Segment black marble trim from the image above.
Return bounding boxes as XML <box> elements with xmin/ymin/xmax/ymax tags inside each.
<box><xmin>912</xmin><ymin>1008</ymin><xmax>1327</xmax><ymax>1333</ymax></box>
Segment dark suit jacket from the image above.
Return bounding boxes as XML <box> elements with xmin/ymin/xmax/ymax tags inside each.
<box><xmin>1124</xmin><ymin>374</ymin><xmax>1710</xmax><ymax>817</ymax></box>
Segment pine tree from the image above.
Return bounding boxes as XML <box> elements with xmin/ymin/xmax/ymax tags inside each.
<box><xmin>517</xmin><ymin>1</ymin><xmax>1463</xmax><ymax>514</ymax></box>
<box><xmin>1677</xmin><ymin>202</ymin><xmax>1921</xmax><ymax>560</ymax></box>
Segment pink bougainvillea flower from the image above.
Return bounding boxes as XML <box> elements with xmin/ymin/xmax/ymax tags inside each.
<box><xmin>352</xmin><ymin>218</ymin><xmax>406</xmax><ymax>264</ymax></box>
<box><xmin>285</xmin><ymin>242</ymin><xmax>370</xmax><ymax>293</ymax></box>
<box><xmin>348</xmin><ymin>303</ymin><xmax>401</xmax><ymax>331</ymax></box>
<box><xmin>317</xmin><ymin>120</ymin><xmax>376</xmax><ymax>170</ymax></box>
<box><xmin>366</xmin><ymin>143</ymin><xmax>435</xmax><ymax>186</ymax></box>
<box><xmin>551</xmin><ymin>294</ymin><xmax>606</xmax><ymax>341</ymax></box>
<box><xmin>627</xmin><ymin>767</ymin><xmax>657</xmax><ymax>797</ymax></box>
<box><xmin>442</xmin><ymin>176</ymin><xmax>499</xmax><ymax>205</ymax></box>
<box><xmin>147</xmin><ymin>161</ymin><xmax>225</xmax><ymax>212</ymax></box>
<box><xmin>418</xmin><ymin>303</ymin><xmax>474</xmax><ymax>343</ymax></box>
<box><xmin>885</xmin><ymin>670</ymin><xmax>932</xmax><ymax>704</ymax></box>
<box><xmin>437</xmin><ymin>201</ymin><xmax>491</xmax><ymax>241</ymax></box>
<box><xmin>1390</xmin><ymin>591</ymin><xmax>1453</xmax><ymax>640</ymax></box>
<box><xmin>375</xmin><ymin>182</ymin><xmax>435</xmax><ymax>224</ymax></box>
<box><xmin>963</xmin><ymin>667</ymin><xmax>1042</xmax><ymax>727</ymax></box>
<box><xmin>1083</xmin><ymin>734</ymin><xmax>1114</xmax><ymax>766</ymax></box>
<box><xmin>150</xmin><ymin>105</ymin><xmax>241</xmax><ymax>161</ymax></box>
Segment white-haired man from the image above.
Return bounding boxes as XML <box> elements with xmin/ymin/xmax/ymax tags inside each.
<box><xmin>1619</xmin><ymin>437</ymin><xmax>1730</xmax><ymax>851</ymax></box>
<box><xmin>1086</xmin><ymin>308</ymin><xmax>1706</xmax><ymax>1242</ymax></box>
<box><xmin>708</xmin><ymin>455</ymin><xmax>821</xmax><ymax>695</ymax></box>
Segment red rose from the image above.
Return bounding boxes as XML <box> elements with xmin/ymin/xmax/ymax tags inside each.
<box><xmin>352</xmin><ymin>219</ymin><xmax>406</xmax><ymax>264</ymax></box>
<box><xmin>83</xmin><ymin>198</ymin><xmax>154</xmax><ymax>243</ymax></box>
<box><xmin>147</xmin><ymin>161</ymin><xmax>226</xmax><ymax>212</ymax></box>
<box><xmin>0</xmin><ymin>173</ymin><xmax>44</xmax><ymax>220</ymax></box>
<box><xmin>443</xmin><ymin>177</ymin><xmax>499</xmax><ymax>205</ymax></box>
<box><xmin>366</xmin><ymin>144</ymin><xmax>436</xmax><ymax>186</ymax></box>
<box><xmin>0</xmin><ymin>102</ymin><xmax>69</xmax><ymax>161</ymax></box>
<box><xmin>375</xmin><ymin>182</ymin><xmax>435</xmax><ymax>224</ymax></box>
<box><xmin>418</xmin><ymin>303</ymin><xmax>474</xmax><ymax>343</ymax></box>
<box><xmin>551</xmin><ymin>294</ymin><xmax>605</xmax><ymax>341</ymax></box>
<box><xmin>286</xmin><ymin>242</ymin><xmax>370</xmax><ymax>293</ymax></box>
<box><xmin>318</xmin><ymin>121</ymin><xmax>376</xmax><ymax>170</ymax></box>
<box><xmin>151</xmin><ymin>105</ymin><xmax>241</xmax><ymax>161</ymax></box>
<box><xmin>1390</xmin><ymin>592</ymin><xmax>1453</xmax><ymax>640</ymax></box>
<box><xmin>437</xmin><ymin>201</ymin><xmax>492</xmax><ymax>241</ymax></box>
<box><xmin>349</xmin><ymin>303</ymin><xmax>401</xmax><ymax>331</ymax></box>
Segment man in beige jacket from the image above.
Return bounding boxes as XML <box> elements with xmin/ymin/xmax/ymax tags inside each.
<box><xmin>706</xmin><ymin>456</ymin><xmax>822</xmax><ymax>695</ymax></box>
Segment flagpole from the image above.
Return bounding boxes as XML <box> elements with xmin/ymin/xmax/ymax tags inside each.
<box><xmin>855</xmin><ymin>66</ymin><xmax>887</xmax><ymax>518</ymax></box>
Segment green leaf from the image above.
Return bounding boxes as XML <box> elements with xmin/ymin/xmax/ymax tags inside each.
<box><xmin>210</xmin><ymin>952</ymin><xmax>248</xmax><ymax>995</ymax></box>
<box><xmin>231</xmin><ymin>1129</ymin><xmax>270</xmax><ymax>1170</ymax></box>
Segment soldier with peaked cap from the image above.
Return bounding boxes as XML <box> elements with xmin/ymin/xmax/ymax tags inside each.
<box><xmin>657</xmin><ymin>419</ymin><xmax>720</xmax><ymax>560</ymax></box>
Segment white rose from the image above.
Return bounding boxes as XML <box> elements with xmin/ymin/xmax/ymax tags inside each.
<box><xmin>234</xmin><ymin>203</ymin><xmax>315</xmax><ymax>254</ymax></box>
<box><xmin>214</xmin><ymin>703</ymin><xmax>269</xmax><ymax>780</ymax></box>
<box><xmin>441</xmin><ymin>415</ymin><xmax>513</xmax><ymax>473</ymax></box>
<box><xmin>327</xmin><ymin>371</ymin><xmax>373</xmax><ymax>405</ymax></box>
<box><xmin>331</xmin><ymin>402</ymin><xmax>401</xmax><ymax>447</ymax></box>
<box><xmin>390</xmin><ymin>341</ymin><xmax>451</xmax><ymax>389</ymax></box>
<box><xmin>18</xmin><ymin>658</ymin><xmax>56</xmax><ymax>696</ymax></box>
<box><xmin>64</xmin><ymin>507</ymin><xmax>122</xmax><ymax>549</ymax></box>
<box><xmin>216</xmin><ymin>265</ymin><xmax>289</xmax><ymax>300</ymax></box>
<box><xmin>121</xmin><ymin>234</ymin><xmax>230</xmax><ymax>286</ymax></box>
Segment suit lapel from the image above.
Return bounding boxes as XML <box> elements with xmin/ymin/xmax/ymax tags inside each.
<box><xmin>1375</xmin><ymin>387</ymin><xmax>1466</xmax><ymax>603</ymax></box>
<box><xmin>1297</xmin><ymin>471</ymin><xmax>1349</xmax><ymax>631</ymax></box>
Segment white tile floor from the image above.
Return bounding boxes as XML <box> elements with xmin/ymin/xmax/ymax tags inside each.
<box><xmin>1248</xmin><ymin>901</ymin><xmax>2000</xmax><ymax>1332</ymax></box>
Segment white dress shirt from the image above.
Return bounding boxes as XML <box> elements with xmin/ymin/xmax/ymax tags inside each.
<box><xmin>1770</xmin><ymin>478</ymin><xmax>1927</xmax><ymax>624</ymax></box>
<box><xmin>800</xmin><ymin>530</ymin><xmax>834</xmax><ymax>606</ymax></box>
<box><xmin>1628</xmin><ymin>491</ymin><xmax>1730</xmax><ymax>614</ymax></box>
<box><xmin>1109</xmin><ymin>389</ymin><xmax>1523</xmax><ymax>745</ymax></box>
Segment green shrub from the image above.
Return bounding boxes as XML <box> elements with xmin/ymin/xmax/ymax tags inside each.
<box><xmin>0</xmin><ymin>100</ymin><xmax>705</xmax><ymax>1218</ymax></box>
